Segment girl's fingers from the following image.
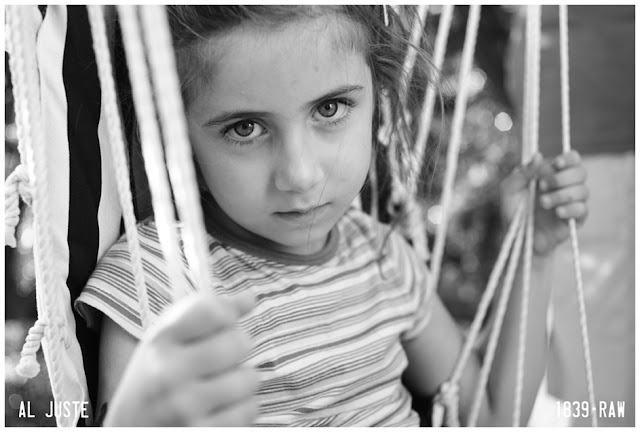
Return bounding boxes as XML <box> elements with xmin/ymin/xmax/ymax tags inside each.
<box><xmin>539</xmin><ymin>164</ymin><xmax>587</xmax><ymax>191</ymax></box>
<box><xmin>172</xmin><ymin>367</ymin><xmax>259</xmax><ymax>419</ymax></box>
<box><xmin>195</xmin><ymin>397</ymin><xmax>260</xmax><ymax>427</ymax></box>
<box><xmin>152</xmin><ymin>292</ymin><xmax>254</xmax><ymax>345</ymax></box>
<box><xmin>552</xmin><ymin>150</ymin><xmax>581</xmax><ymax>170</ymax></box>
<box><xmin>178</xmin><ymin>327</ymin><xmax>253</xmax><ymax>378</ymax></box>
<box><xmin>539</xmin><ymin>184</ymin><xmax>589</xmax><ymax>210</ymax></box>
<box><xmin>554</xmin><ymin>202</ymin><xmax>588</xmax><ymax>222</ymax></box>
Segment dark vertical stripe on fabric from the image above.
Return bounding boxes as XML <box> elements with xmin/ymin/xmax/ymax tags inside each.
<box><xmin>63</xmin><ymin>6</ymin><xmax>102</xmax><ymax>419</ymax></box>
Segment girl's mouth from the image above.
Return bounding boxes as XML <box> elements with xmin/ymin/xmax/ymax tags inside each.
<box><xmin>274</xmin><ymin>203</ymin><xmax>330</xmax><ymax>223</ymax></box>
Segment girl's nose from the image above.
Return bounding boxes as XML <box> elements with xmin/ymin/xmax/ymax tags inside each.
<box><xmin>274</xmin><ymin>130</ymin><xmax>324</xmax><ymax>193</ymax></box>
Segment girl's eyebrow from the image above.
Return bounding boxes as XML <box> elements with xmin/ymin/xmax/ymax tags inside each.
<box><xmin>201</xmin><ymin>84</ymin><xmax>365</xmax><ymax>128</ymax></box>
<box><xmin>202</xmin><ymin>110</ymin><xmax>272</xmax><ymax>128</ymax></box>
<box><xmin>306</xmin><ymin>84</ymin><xmax>365</xmax><ymax>108</ymax></box>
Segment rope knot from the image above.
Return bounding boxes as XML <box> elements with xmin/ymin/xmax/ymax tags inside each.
<box><xmin>432</xmin><ymin>380</ymin><xmax>460</xmax><ymax>427</ymax></box>
<box><xmin>5</xmin><ymin>164</ymin><xmax>33</xmax><ymax>247</ymax></box>
<box><xmin>16</xmin><ymin>318</ymin><xmax>70</xmax><ymax>379</ymax></box>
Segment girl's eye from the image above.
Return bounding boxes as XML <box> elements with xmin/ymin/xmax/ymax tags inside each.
<box><xmin>317</xmin><ymin>101</ymin><xmax>339</xmax><ymax>118</ymax></box>
<box><xmin>223</xmin><ymin>120</ymin><xmax>265</xmax><ymax>143</ymax></box>
<box><xmin>233</xmin><ymin>121</ymin><xmax>255</xmax><ymax>137</ymax></box>
<box><xmin>313</xmin><ymin>99</ymin><xmax>353</xmax><ymax>124</ymax></box>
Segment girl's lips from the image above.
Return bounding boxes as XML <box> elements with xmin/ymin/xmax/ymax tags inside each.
<box><xmin>274</xmin><ymin>203</ymin><xmax>330</xmax><ymax>223</ymax></box>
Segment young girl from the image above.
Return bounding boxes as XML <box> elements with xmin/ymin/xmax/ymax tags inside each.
<box><xmin>75</xmin><ymin>6</ymin><xmax>589</xmax><ymax>427</ymax></box>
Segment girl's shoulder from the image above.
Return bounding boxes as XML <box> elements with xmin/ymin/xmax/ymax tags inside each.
<box><xmin>74</xmin><ymin>219</ymin><xmax>201</xmax><ymax>339</ymax></box>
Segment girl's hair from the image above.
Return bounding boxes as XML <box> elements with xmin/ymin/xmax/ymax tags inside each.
<box><xmin>127</xmin><ymin>6</ymin><xmax>439</xmax><ymax>235</ymax></box>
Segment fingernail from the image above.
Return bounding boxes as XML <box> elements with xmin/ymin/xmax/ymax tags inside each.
<box><xmin>556</xmin><ymin>207</ymin><xmax>566</xmax><ymax>217</ymax></box>
<box><xmin>555</xmin><ymin>157</ymin><xmax>565</xmax><ymax>169</ymax></box>
<box><xmin>539</xmin><ymin>180</ymin><xmax>548</xmax><ymax>191</ymax></box>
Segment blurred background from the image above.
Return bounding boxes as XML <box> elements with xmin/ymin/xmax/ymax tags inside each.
<box><xmin>5</xmin><ymin>5</ymin><xmax>634</xmax><ymax>427</ymax></box>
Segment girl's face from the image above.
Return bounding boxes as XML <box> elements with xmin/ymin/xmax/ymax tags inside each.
<box><xmin>187</xmin><ymin>16</ymin><xmax>374</xmax><ymax>255</ymax></box>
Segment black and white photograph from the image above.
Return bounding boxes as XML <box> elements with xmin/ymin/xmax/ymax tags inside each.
<box><xmin>4</xmin><ymin>4</ymin><xmax>635</xmax><ymax>427</ymax></box>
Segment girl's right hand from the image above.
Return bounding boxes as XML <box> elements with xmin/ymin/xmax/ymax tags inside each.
<box><xmin>103</xmin><ymin>292</ymin><xmax>259</xmax><ymax>426</ymax></box>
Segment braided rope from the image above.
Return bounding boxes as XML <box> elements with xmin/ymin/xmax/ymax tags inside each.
<box><xmin>428</xmin><ymin>4</ymin><xmax>482</xmax><ymax>292</ymax></box>
<box><xmin>450</xmin><ymin>199</ymin><xmax>526</xmax><ymax>383</ymax></box>
<box><xmin>410</xmin><ymin>5</ymin><xmax>454</xmax><ymax>197</ymax></box>
<box><xmin>559</xmin><ymin>5</ymin><xmax>597</xmax><ymax>427</ymax></box>
<box><xmin>401</xmin><ymin>6</ymin><xmax>455</xmax><ymax>264</ymax></box>
<box><xmin>5</xmin><ymin>164</ymin><xmax>32</xmax><ymax>247</ymax></box>
<box><xmin>514</xmin><ymin>190</ymin><xmax>536</xmax><ymax>426</ymax></box>
<box><xmin>432</xmin><ymin>198</ymin><xmax>526</xmax><ymax>426</ymax></box>
<box><xmin>514</xmin><ymin>5</ymin><xmax>541</xmax><ymax>426</ymax></box>
<box><xmin>468</xmin><ymin>201</ymin><xmax>528</xmax><ymax>427</ymax></box>
<box><xmin>394</xmin><ymin>5</ymin><xmax>430</xmax><ymax>261</ymax></box>
<box><xmin>87</xmin><ymin>5</ymin><xmax>152</xmax><ymax>330</ymax></box>
<box><xmin>117</xmin><ymin>5</ymin><xmax>189</xmax><ymax>302</ymax></box>
<box><xmin>7</xmin><ymin>5</ymin><xmax>68</xmax><ymax>411</ymax></box>
<box><xmin>15</xmin><ymin>319</ymin><xmax>46</xmax><ymax>378</ymax></box>
<box><xmin>16</xmin><ymin>318</ymin><xmax>70</xmax><ymax>378</ymax></box>
<box><xmin>139</xmin><ymin>5</ymin><xmax>212</xmax><ymax>294</ymax></box>
<box><xmin>399</xmin><ymin>5</ymin><xmax>429</xmax><ymax>104</ymax></box>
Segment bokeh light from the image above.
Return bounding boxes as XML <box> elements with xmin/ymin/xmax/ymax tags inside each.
<box><xmin>494</xmin><ymin>112</ymin><xmax>513</xmax><ymax>132</ymax></box>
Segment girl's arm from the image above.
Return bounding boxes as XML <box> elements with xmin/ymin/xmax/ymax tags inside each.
<box><xmin>403</xmin><ymin>255</ymin><xmax>552</xmax><ymax>426</ymax></box>
<box><xmin>403</xmin><ymin>151</ymin><xmax>587</xmax><ymax>426</ymax></box>
<box><xmin>95</xmin><ymin>316</ymin><xmax>138</xmax><ymax>425</ymax></box>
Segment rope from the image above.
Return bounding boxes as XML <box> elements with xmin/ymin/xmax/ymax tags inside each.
<box><xmin>5</xmin><ymin>164</ymin><xmax>32</xmax><ymax>247</ymax></box>
<box><xmin>139</xmin><ymin>5</ymin><xmax>213</xmax><ymax>294</ymax></box>
<box><xmin>403</xmin><ymin>5</ymin><xmax>456</xmax><ymax>265</ymax></box>
<box><xmin>15</xmin><ymin>318</ymin><xmax>70</xmax><ymax>378</ymax></box>
<box><xmin>432</xmin><ymin>380</ymin><xmax>460</xmax><ymax>427</ymax></box>
<box><xmin>392</xmin><ymin>5</ymin><xmax>429</xmax><ymax>257</ymax></box>
<box><xmin>410</xmin><ymin>5</ymin><xmax>454</xmax><ymax>197</ymax></box>
<box><xmin>117</xmin><ymin>5</ymin><xmax>189</xmax><ymax>301</ymax></box>
<box><xmin>428</xmin><ymin>4</ymin><xmax>482</xmax><ymax>293</ymax></box>
<box><xmin>559</xmin><ymin>5</ymin><xmax>597</xmax><ymax>427</ymax></box>
<box><xmin>87</xmin><ymin>5</ymin><xmax>152</xmax><ymax>330</ymax></box>
<box><xmin>16</xmin><ymin>320</ymin><xmax>46</xmax><ymax>378</ymax></box>
<box><xmin>431</xmin><ymin>198</ymin><xmax>526</xmax><ymax>426</ymax></box>
<box><xmin>399</xmin><ymin>5</ymin><xmax>429</xmax><ymax>105</ymax></box>
<box><xmin>513</xmin><ymin>6</ymin><xmax>541</xmax><ymax>426</ymax></box>
<box><xmin>468</xmin><ymin>201</ymin><xmax>528</xmax><ymax>427</ymax></box>
<box><xmin>7</xmin><ymin>5</ymin><xmax>68</xmax><ymax>407</ymax></box>
<box><xmin>383</xmin><ymin>6</ymin><xmax>430</xmax><ymax>257</ymax></box>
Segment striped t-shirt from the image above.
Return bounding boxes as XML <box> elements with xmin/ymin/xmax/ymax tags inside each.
<box><xmin>75</xmin><ymin>208</ymin><xmax>435</xmax><ymax>426</ymax></box>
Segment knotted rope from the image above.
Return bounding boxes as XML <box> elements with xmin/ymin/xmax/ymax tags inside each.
<box><xmin>7</xmin><ymin>6</ymin><xmax>69</xmax><ymax>407</ymax></box>
<box><xmin>5</xmin><ymin>164</ymin><xmax>32</xmax><ymax>248</ymax></box>
<box><xmin>16</xmin><ymin>318</ymin><xmax>70</xmax><ymax>378</ymax></box>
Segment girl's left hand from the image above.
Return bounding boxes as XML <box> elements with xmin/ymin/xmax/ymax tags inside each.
<box><xmin>506</xmin><ymin>150</ymin><xmax>589</xmax><ymax>256</ymax></box>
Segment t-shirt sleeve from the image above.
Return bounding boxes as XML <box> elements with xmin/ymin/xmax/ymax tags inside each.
<box><xmin>393</xmin><ymin>232</ymin><xmax>436</xmax><ymax>342</ymax></box>
<box><xmin>74</xmin><ymin>229</ymin><xmax>185</xmax><ymax>340</ymax></box>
